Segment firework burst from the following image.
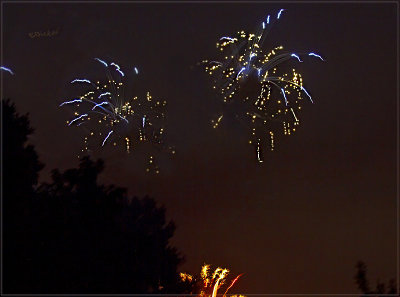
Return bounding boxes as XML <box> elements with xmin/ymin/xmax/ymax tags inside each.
<box><xmin>202</xmin><ymin>9</ymin><xmax>324</xmax><ymax>162</ymax></box>
<box><xmin>180</xmin><ymin>264</ymin><xmax>245</xmax><ymax>297</ymax></box>
<box><xmin>60</xmin><ymin>58</ymin><xmax>174</xmax><ymax>173</ymax></box>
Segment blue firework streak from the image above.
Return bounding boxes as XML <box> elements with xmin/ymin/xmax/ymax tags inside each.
<box><xmin>60</xmin><ymin>58</ymin><xmax>173</xmax><ymax>173</ymax></box>
<box><xmin>202</xmin><ymin>9</ymin><xmax>324</xmax><ymax>162</ymax></box>
<box><xmin>1</xmin><ymin>66</ymin><xmax>15</xmax><ymax>75</ymax></box>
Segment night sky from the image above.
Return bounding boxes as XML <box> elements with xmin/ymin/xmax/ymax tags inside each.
<box><xmin>2</xmin><ymin>2</ymin><xmax>397</xmax><ymax>294</ymax></box>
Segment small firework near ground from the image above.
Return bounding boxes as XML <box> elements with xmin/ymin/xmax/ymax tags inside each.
<box><xmin>60</xmin><ymin>58</ymin><xmax>175</xmax><ymax>173</ymax></box>
<box><xmin>180</xmin><ymin>264</ymin><xmax>245</xmax><ymax>297</ymax></box>
<box><xmin>202</xmin><ymin>9</ymin><xmax>324</xmax><ymax>163</ymax></box>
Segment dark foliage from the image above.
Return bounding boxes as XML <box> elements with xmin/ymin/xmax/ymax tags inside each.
<box><xmin>3</xmin><ymin>99</ymin><xmax>44</xmax><ymax>292</ymax></box>
<box><xmin>354</xmin><ymin>261</ymin><xmax>397</xmax><ymax>296</ymax></box>
<box><xmin>2</xmin><ymin>99</ymin><xmax>188</xmax><ymax>294</ymax></box>
<box><xmin>2</xmin><ymin>99</ymin><xmax>44</xmax><ymax>196</ymax></box>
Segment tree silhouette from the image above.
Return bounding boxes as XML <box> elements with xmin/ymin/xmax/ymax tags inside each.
<box><xmin>3</xmin><ymin>99</ymin><xmax>44</xmax><ymax>292</ymax></box>
<box><xmin>2</xmin><ymin>99</ymin><xmax>44</xmax><ymax>198</ymax></box>
<box><xmin>2</xmin><ymin>99</ymin><xmax>188</xmax><ymax>294</ymax></box>
<box><xmin>354</xmin><ymin>261</ymin><xmax>397</xmax><ymax>296</ymax></box>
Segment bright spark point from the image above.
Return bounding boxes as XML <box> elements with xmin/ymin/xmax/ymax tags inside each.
<box><xmin>98</xmin><ymin>92</ymin><xmax>111</xmax><ymax>98</ymax></box>
<box><xmin>59</xmin><ymin>99</ymin><xmax>82</xmax><ymax>106</ymax></box>
<box><xmin>69</xmin><ymin>114</ymin><xmax>88</xmax><ymax>126</ymax></box>
<box><xmin>102</xmin><ymin>130</ymin><xmax>114</xmax><ymax>146</ymax></box>
<box><xmin>291</xmin><ymin>53</ymin><xmax>303</xmax><ymax>62</ymax></box>
<box><xmin>281</xmin><ymin>88</ymin><xmax>288</xmax><ymax>106</ymax></box>
<box><xmin>110</xmin><ymin>62</ymin><xmax>124</xmax><ymax>76</ymax></box>
<box><xmin>301</xmin><ymin>86</ymin><xmax>313</xmax><ymax>103</ymax></box>
<box><xmin>236</xmin><ymin>67</ymin><xmax>246</xmax><ymax>79</ymax></box>
<box><xmin>119</xmin><ymin>115</ymin><xmax>129</xmax><ymax>124</ymax></box>
<box><xmin>257</xmin><ymin>142</ymin><xmax>263</xmax><ymax>163</ymax></box>
<box><xmin>92</xmin><ymin>102</ymin><xmax>110</xmax><ymax>110</ymax></box>
<box><xmin>290</xmin><ymin>108</ymin><xmax>298</xmax><ymax>121</ymax></box>
<box><xmin>134</xmin><ymin>67</ymin><xmax>139</xmax><ymax>74</ymax></box>
<box><xmin>266</xmin><ymin>15</ymin><xmax>270</xmax><ymax>24</ymax></box>
<box><xmin>142</xmin><ymin>115</ymin><xmax>146</xmax><ymax>128</ymax></box>
<box><xmin>219</xmin><ymin>36</ymin><xmax>235</xmax><ymax>42</ymax></box>
<box><xmin>0</xmin><ymin>66</ymin><xmax>14</xmax><ymax>75</ymax></box>
<box><xmin>110</xmin><ymin>62</ymin><xmax>120</xmax><ymax>69</ymax></box>
<box><xmin>94</xmin><ymin>58</ymin><xmax>108</xmax><ymax>67</ymax></box>
<box><xmin>71</xmin><ymin>79</ymin><xmax>91</xmax><ymax>84</ymax></box>
<box><xmin>277</xmin><ymin>9</ymin><xmax>284</xmax><ymax>19</ymax></box>
<box><xmin>309</xmin><ymin>52</ymin><xmax>324</xmax><ymax>61</ymax></box>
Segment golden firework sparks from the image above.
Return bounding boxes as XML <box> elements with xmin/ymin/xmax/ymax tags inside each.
<box><xmin>181</xmin><ymin>264</ymin><xmax>246</xmax><ymax>297</ymax></box>
<box><xmin>60</xmin><ymin>58</ymin><xmax>174</xmax><ymax>173</ymax></box>
<box><xmin>202</xmin><ymin>9</ymin><xmax>324</xmax><ymax>163</ymax></box>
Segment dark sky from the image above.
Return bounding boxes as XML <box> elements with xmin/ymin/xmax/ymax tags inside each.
<box><xmin>2</xmin><ymin>1</ymin><xmax>397</xmax><ymax>294</ymax></box>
